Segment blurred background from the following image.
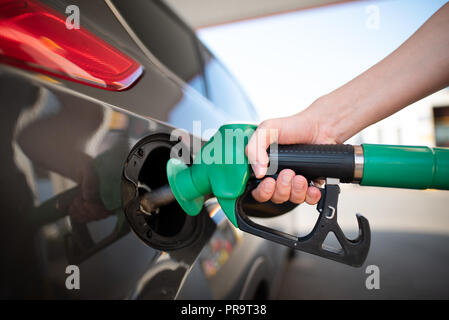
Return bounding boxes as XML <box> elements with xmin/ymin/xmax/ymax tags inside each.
<box><xmin>165</xmin><ymin>0</ymin><xmax>449</xmax><ymax>299</ymax></box>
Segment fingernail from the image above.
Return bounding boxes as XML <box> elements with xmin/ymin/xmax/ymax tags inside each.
<box><xmin>282</xmin><ymin>173</ymin><xmax>292</xmax><ymax>185</ymax></box>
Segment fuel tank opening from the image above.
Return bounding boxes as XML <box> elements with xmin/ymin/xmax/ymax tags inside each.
<box><xmin>122</xmin><ymin>134</ymin><xmax>203</xmax><ymax>251</ymax></box>
<box><xmin>137</xmin><ymin>147</ymin><xmax>184</xmax><ymax>238</ymax></box>
<box><xmin>138</xmin><ymin>184</ymin><xmax>175</xmax><ymax>217</ymax></box>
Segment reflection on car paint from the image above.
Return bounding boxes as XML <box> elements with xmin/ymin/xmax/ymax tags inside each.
<box><xmin>0</xmin><ymin>0</ymin><xmax>281</xmax><ymax>300</ymax></box>
<box><xmin>167</xmin><ymin>83</ymin><xmax>229</xmax><ymax>136</ymax></box>
<box><xmin>0</xmin><ymin>70</ymin><xmax>223</xmax><ymax>298</ymax></box>
<box><xmin>199</xmin><ymin>202</ymin><xmax>241</xmax><ymax>279</ymax></box>
<box><xmin>199</xmin><ymin>221</ymin><xmax>240</xmax><ymax>278</ymax></box>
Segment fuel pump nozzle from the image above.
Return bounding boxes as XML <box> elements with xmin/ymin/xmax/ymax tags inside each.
<box><xmin>163</xmin><ymin>124</ymin><xmax>449</xmax><ymax>267</ymax></box>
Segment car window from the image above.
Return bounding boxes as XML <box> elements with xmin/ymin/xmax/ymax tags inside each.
<box><xmin>112</xmin><ymin>0</ymin><xmax>257</xmax><ymax>122</ymax></box>
<box><xmin>112</xmin><ymin>0</ymin><xmax>206</xmax><ymax>95</ymax></box>
<box><xmin>201</xmin><ymin>47</ymin><xmax>258</xmax><ymax>122</ymax></box>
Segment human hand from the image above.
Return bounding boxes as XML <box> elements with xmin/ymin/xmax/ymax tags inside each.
<box><xmin>246</xmin><ymin>98</ymin><xmax>339</xmax><ymax>205</ymax></box>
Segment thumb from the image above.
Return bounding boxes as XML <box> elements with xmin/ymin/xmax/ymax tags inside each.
<box><xmin>246</xmin><ymin>120</ymin><xmax>280</xmax><ymax>178</ymax></box>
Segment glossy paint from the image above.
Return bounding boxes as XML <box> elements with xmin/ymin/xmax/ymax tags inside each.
<box><xmin>0</xmin><ymin>0</ymin><xmax>287</xmax><ymax>299</ymax></box>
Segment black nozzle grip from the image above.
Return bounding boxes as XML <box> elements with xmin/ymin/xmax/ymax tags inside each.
<box><xmin>268</xmin><ymin>144</ymin><xmax>355</xmax><ymax>183</ymax></box>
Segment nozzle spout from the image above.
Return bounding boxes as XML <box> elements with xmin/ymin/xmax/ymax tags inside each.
<box><xmin>139</xmin><ymin>184</ymin><xmax>175</xmax><ymax>215</ymax></box>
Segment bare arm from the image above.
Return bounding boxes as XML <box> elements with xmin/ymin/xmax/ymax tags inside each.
<box><xmin>247</xmin><ymin>3</ymin><xmax>449</xmax><ymax>205</ymax></box>
<box><xmin>322</xmin><ymin>2</ymin><xmax>449</xmax><ymax>143</ymax></box>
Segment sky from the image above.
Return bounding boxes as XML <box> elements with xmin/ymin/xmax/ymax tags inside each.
<box><xmin>198</xmin><ymin>0</ymin><xmax>448</xmax><ymax>122</ymax></box>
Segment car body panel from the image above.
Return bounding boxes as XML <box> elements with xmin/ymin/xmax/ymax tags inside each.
<box><xmin>0</xmin><ymin>0</ymin><xmax>287</xmax><ymax>299</ymax></box>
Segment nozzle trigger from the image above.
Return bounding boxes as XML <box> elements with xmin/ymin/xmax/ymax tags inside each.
<box><xmin>235</xmin><ymin>178</ymin><xmax>370</xmax><ymax>267</ymax></box>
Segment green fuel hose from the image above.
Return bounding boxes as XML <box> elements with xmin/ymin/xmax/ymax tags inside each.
<box><xmin>361</xmin><ymin>144</ymin><xmax>449</xmax><ymax>190</ymax></box>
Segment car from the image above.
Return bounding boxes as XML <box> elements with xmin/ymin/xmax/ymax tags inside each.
<box><xmin>0</xmin><ymin>0</ymin><xmax>293</xmax><ymax>299</ymax></box>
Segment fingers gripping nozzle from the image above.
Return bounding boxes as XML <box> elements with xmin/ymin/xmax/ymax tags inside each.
<box><xmin>166</xmin><ymin>124</ymin><xmax>371</xmax><ymax>267</ymax></box>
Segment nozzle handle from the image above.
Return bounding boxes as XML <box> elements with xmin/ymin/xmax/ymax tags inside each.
<box><xmin>268</xmin><ymin>144</ymin><xmax>356</xmax><ymax>183</ymax></box>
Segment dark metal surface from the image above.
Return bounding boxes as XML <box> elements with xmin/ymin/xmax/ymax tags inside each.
<box><xmin>0</xmin><ymin>0</ymin><xmax>284</xmax><ymax>299</ymax></box>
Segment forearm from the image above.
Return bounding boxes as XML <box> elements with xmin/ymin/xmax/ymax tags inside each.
<box><xmin>312</xmin><ymin>3</ymin><xmax>449</xmax><ymax>143</ymax></box>
<box><xmin>248</xmin><ymin>3</ymin><xmax>449</xmax><ymax>205</ymax></box>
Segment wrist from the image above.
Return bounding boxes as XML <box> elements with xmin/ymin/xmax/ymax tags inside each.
<box><xmin>304</xmin><ymin>93</ymin><xmax>359</xmax><ymax>144</ymax></box>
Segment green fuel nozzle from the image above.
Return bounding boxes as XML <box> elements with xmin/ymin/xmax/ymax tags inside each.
<box><xmin>167</xmin><ymin>124</ymin><xmax>256</xmax><ymax>227</ymax></box>
<box><xmin>166</xmin><ymin>123</ymin><xmax>449</xmax><ymax>267</ymax></box>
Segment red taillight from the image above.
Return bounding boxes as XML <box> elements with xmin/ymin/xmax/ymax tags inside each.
<box><xmin>0</xmin><ymin>0</ymin><xmax>142</xmax><ymax>91</ymax></box>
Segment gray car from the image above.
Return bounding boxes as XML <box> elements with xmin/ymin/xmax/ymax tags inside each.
<box><xmin>0</xmin><ymin>0</ymin><xmax>292</xmax><ymax>299</ymax></box>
